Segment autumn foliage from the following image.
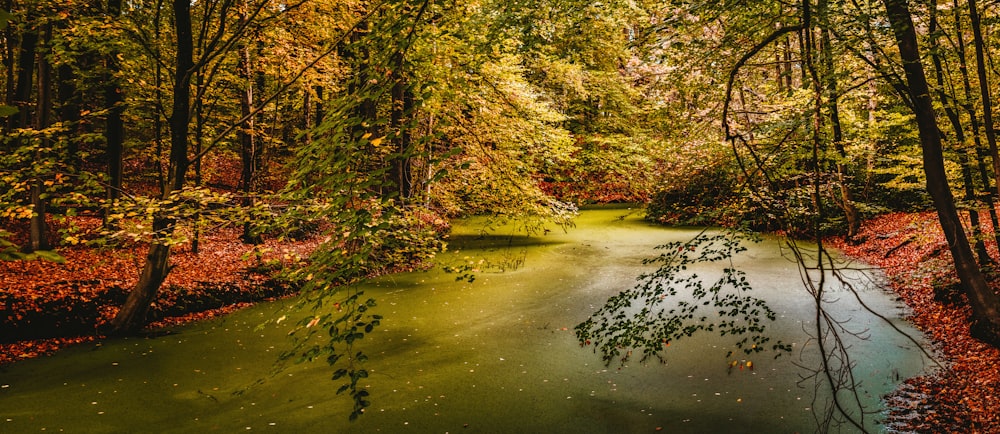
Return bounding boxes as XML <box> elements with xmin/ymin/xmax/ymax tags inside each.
<box><xmin>0</xmin><ymin>217</ymin><xmax>319</xmax><ymax>365</ymax></box>
<box><xmin>829</xmin><ymin>211</ymin><xmax>1000</xmax><ymax>432</ymax></box>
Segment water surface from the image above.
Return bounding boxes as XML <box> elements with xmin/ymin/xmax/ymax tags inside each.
<box><xmin>0</xmin><ymin>208</ymin><xmax>929</xmax><ymax>433</ymax></box>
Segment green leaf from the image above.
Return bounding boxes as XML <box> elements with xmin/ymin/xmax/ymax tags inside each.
<box><xmin>0</xmin><ymin>105</ymin><xmax>17</xmax><ymax>118</ymax></box>
<box><xmin>0</xmin><ymin>9</ymin><xmax>11</xmax><ymax>30</ymax></box>
<box><xmin>31</xmin><ymin>250</ymin><xmax>66</xmax><ymax>264</ymax></box>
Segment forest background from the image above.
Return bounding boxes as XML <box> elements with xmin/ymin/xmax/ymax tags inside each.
<box><xmin>4</xmin><ymin>0</ymin><xmax>1000</xmax><ymax>431</ymax></box>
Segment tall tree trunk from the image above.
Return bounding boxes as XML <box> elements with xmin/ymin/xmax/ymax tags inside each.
<box><xmin>104</xmin><ymin>0</ymin><xmax>125</xmax><ymax>228</ymax></box>
<box><xmin>929</xmin><ymin>4</ymin><xmax>993</xmax><ymax>266</ymax></box>
<box><xmin>109</xmin><ymin>0</ymin><xmax>193</xmax><ymax>334</ymax></box>
<box><xmin>303</xmin><ymin>87</ymin><xmax>311</xmax><ymax>145</ymax></box>
<box><xmin>967</xmin><ymin>0</ymin><xmax>1000</xmax><ymax>207</ymax></box>
<box><xmin>952</xmin><ymin>0</ymin><xmax>1000</xmax><ymax>251</ymax></box>
<box><xmin>192</xmin><ymin>68</ymin><xmax>204</xmax><ymax>254</ymax></box>
<box><xmin>237</xmin><ymin>1</ymin><xmax>260</xmax><ymax>244</ymax></box>
<box><xmin>389</xmin><ymin>52</ymin><xmax>413</xmax><ymax>201</ymax></box>
<box><xmin>8</xmin><ymin>15</ymin><xmax>34</xmax><ymax>131</ymax></box>
<box><xmin>27</xmin><ymin>23</ymin><xmax>52</xmax><ymax>253</ymax></box>
<box><xmin>347</xmin><ymin>16</ymin><xmax>378</xmax><ymax>174</ymax></box>
<box><xmin>57</xmin><ymin>64</ymin><xmax>80</xmax><ymax>162</ymax></box>
<box><xmin>882</xmin><ymin>0</ymin><xmax>1000</xmax><ymax>344</ymax></box>
<box><xmin>153</xmin><ymin>0</ymin><xmax>166</xmax><ymax>192</ymax></box>
<box><xmin>817</xmin><ymin>0</ymin><xmax>860</xmax><ymax>239</ymax></box>
<box><xmin>2</xmin><ymin>0</ymin><xmax>14</xmax><ymax>113</ymax></box>
<box><xmin>314</xmin><ymin>85</ymin><xmax>324</xmax><ymax>125</ymax></box>
<box><xmin>783</xmin><ymin>36</ymin><xmax>793</xmax><ymax>93</ymax></box>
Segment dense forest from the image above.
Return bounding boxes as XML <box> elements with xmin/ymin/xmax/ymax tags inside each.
<box><xmin>5</xmin><ymin>0</ymin><xmax>1000</xmax><ymax>431</ymax></box>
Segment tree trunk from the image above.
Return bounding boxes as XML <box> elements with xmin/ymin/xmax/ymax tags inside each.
<box><xmin>951</xmin><ymin>0</ymin><xmax>1000</xmax><ymax>252</ymax></box>
<box><xmin>303</xmin><ymin>87</ymin><xmax>311</xmax><ymax>144</ymax></box>
<box><xmin>107</xmin><ymin>219</ymin><xmax>172</xmax><ymax>332</ymax></box>
<box><xmin>967</xmin><ymin>0</ymin><xmax>1000</xmax><ymax>208</ymax></box>
<box><xmin>237</xmin><ymin>2</ymin><xmax>261</xmax><ymax>244</ymax></box>
<box><xmin>57</xmin><ymin>64</ymin><xmax>80</xmax><ymax>162</ymax></box>
<box><xmin>389</xmin><ymin>52</ymin><xmax>413</xmax><ymax>201</ymax></box>
<box><xmin>928</xmin><ymin>5</ymin><xmax>993</xmax><ymax>266</ymax></box>
<box><xmin>26</xmin><ymin>182</ymin><xmax>48</xmax><ymax>251</ymax></box>
<box><xmin>192</xmin><ymin>68</ymin><xmax>204</xmax><ymax>254</ymax></box>
<box><xmin>27</xmin><ymin>23</ymin><xmax>52</xmax><ymax>253</ymax></box>
<box><xmin>314</xmin><ymin>85</ymin><xmax>324</xmax><ymax>124</ymax></box>
<box><xmin>881</xmin><ymin>0</ymin><xmax>1000</xmax><ymax>344</ymax></box>
<box><xmin>109</xmin><ymin>0</ymin><xmax>193</xmax><ymax>335</ymax></box>
<box><xmin>817</xmin><ymin>4</ymin><xmax>861</xmax><ymax>239</ymax></box>
<box><xmin>8</xmin><ymin>17</ymin><xmax>34</xmax><ymax>131</ymax></box>
<box><xmin>153</xmin><ymin>0</ymin><xmax>166</xmax><ymax>192</ymax></box>
<box><xmin>2</xmin><ymin>0</ymin><xmax>14</xmax><ymax>112</ymax></box>
<box><xmin>104</xmin><ymin>0</ymin><xmax>125</xmax><ymax>227</ymax></box>
<box><xmin>348</xmin><ymin>17</ymin><xmax>378</xmax><ymax>157</ymax></box>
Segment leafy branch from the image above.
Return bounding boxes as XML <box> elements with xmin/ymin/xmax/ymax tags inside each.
<box><xmin>575</xmin><ymin>230</ymin><xmax>791</xmax><ymax>366</ymax></box>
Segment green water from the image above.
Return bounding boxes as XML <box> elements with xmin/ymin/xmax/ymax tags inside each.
<box><xmin>0</xmin><ymin>208</ymin><xmax>929</xmax><ymax>433</ymax></box>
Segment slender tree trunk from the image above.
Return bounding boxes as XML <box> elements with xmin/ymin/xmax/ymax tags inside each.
<box><xmin>153</xmin><ymin>0</ymin><xmax>165</xmax><ymax>192</ymax></box>
<box><xmin>105</xmin><ymin>0</ymin><xmax>125</xmax><ymax>228</ymax></box>
<box><xmin>951</xmin><ymin>0</ymin><xmax>1000</xmax><ymax>251</ymax></box>
<box><xmin>929</xmin><ymin>5</ymin><xmax>993</xmax><ymax>266</ymax></box>
<box><xmin>27</xmin><ymin>24</ymin><xmax>53</xmax><ymax>253</ymax></box>
<box><xmin>57</xmin><ymin>64</ymin><xmax>80</xmax><ymax>162</ymax></box>
<box><xmin>192</xmin><ymin>69</ymin><xmax>204</xmax><ymax>254</ymax></box>
<box><xmin>8</xmin><ymin>16</ymin><xmax>34</xmax><ymax>131</ymax></box>
<box><xmin>2</xmin><ymin>0</ymin><xmax>14</xmax><ymax>113</ymax></box>
<box><xmin>389</xmin><ymin>52</ymin><xmax>413</xmax><ymax>201</ymax></box>
<box><xmin>967</xmin><ymin>0</ymin><xmax>1000</xmax><ymax>208</ymax></box>
<box><xmin>774</xmin><ymin>39</ymin><xmax>784</xmax><ymax>94</ymax></box>
<box><xmin>817</xmin><ymin>1</ymin><xmax>861</xmax><ymax>239</ymax></box>
<box><xmin>303</xmin><ymin>87</ymin><xmax>311</xmax><ymax>145</ymax></box>
<box><xmin>349</xmin><ymin>17</ymin><xmax>377</xmax><ymax>149</ymax></box>
<box><xmin>314</xmin><ymin>85</ymin><xmax>324</xmax><ymax>125</ymax></box>
<box><xmin>783</xmin><ymin>36</ymin><xmax>793</xmax><ymax>93</ymax></box>
<box><xmin>882</xmin><ymin>0</ymin><xmax>1000</xmax><ymax>344</ymax></box>
<box><xmin>237</xmin><ymin>0</ymin><xmax>261</xmax><ymax>244</ymax></box>
<box><xmin>109</xmin><ymin>0</ymin><xmax>193</xmax><ymax>334</ymax></box>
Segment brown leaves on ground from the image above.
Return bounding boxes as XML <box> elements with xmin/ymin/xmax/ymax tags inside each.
<box><xmin>828</xmin><ymin>211</ymin><xmax>1000</xmax><ymax>433</ymax></box>
<box><xmin>0</xmin><ymin>216</ymin><xmax>320</xmax><ymax>366</ymax></box>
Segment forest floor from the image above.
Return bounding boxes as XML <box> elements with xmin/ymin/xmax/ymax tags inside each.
<box><xmin>0</xmin><ymin>218</ymin><xmax>321</xmax><ymax>365</ymax></box>
<box><xmin>2</xmin><ymin>211</ymin><xmax>1000</xmax><ymax>431</ymax></box>
<box><xmin>829</xmin><ymin>211</ymin><xmax>1000</xmax><ymax>433</ymax></box>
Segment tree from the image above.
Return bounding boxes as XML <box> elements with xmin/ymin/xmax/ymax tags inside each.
<box><xmin>236</xmin><ymin>0</ymin><xmax>262</xmax><ymax>244</ymax></box>
<box><xmin>6</xmin><ymin>3</ymin><xmax>46</xmax><ymax>253</ymax></box>
<box><xmin>927</xmin><ymin>3</ymin><xmax>994</xmax><ymax>266</ymax></box>
<box><xmin>107</xmin><ymin>0</ymin><xmax>196</xmax><ymax>334</ymax></box>
<box><xmin>104</xmin><ymin>0</ymin><xmax>125</xmax><ymax>228</ymax></box>
<box><xmin>879</xmin><ymin>0</ymin><xmax>1000</xmax><ymax>343</ymax></box>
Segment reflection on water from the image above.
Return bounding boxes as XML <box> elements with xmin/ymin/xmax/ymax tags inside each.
<box><xmin>0</xmin><ymin>208</ymin><xmax>929</xmax><ymax>433</ymax></box>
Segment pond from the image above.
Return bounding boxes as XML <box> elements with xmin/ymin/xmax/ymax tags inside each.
<box><xmin>0</xmin><ymin>207</ymin><xmax>930</xmax><ymax>433</ymax></box>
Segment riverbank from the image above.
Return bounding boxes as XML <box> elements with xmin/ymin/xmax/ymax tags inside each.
<box><xmin>828</xmin><ymin>211</ymin><xmax>1000</xmax><ymax>433</ymax></box>
<box><xmin>0</xmin><ymin>221</ymin><xmax>320</xmax><ymax>366</ymax></box>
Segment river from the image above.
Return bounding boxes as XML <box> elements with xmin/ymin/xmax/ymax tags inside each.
<box><xmin>0</xmin><ymin>207</ymin><xmax>930</xmax><ymax>433</ymax></box>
